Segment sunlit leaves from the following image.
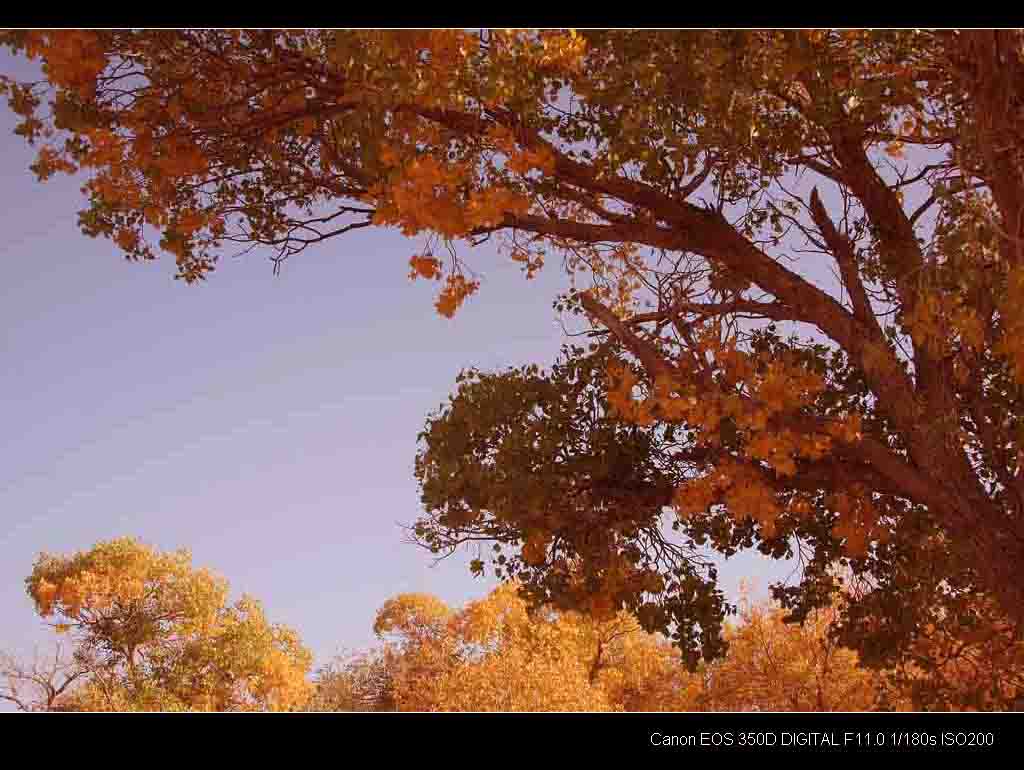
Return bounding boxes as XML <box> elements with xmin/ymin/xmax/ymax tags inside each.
<box><xmin>311</xmin><ymin>583</ymin><xmax>912</xmax><ymax>712</ymax></box>
<box><xmin>362</xmin><ymin>584</ymin><xmax>675</xmax><ymax>711</ymax></box>
<box><xmin>702</xmin><ymin>590</ymin><xmax>885</xmax><ymax>711</ymax></box>
<box><xmin>25</xmin><ymin>538</ymin><xmax>313</xmax><ymax>712</ymax></box>
<box><xmin>435</xmin><ymin>274</ymin><xmax>480</xmax><ymax>318</ymax></box>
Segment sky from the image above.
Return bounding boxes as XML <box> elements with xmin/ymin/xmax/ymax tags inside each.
<box><xmin>0</xmin><ymin>49</ymin><xmax>791</xmax><ymax>685</ymax></box>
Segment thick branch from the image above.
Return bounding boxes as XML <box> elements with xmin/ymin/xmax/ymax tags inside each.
<box><xmin>808</xmin><ymin>187</ymin><xmax>876</xmax><ymax>330</ymax></box>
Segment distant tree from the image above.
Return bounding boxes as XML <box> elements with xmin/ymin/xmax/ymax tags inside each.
<box><xmin>699</xmin><ymin>588</ymin><xmax>886</xmax><ymax>711</ymax></box>
<box><xmin>306</xmin><ymin>648</ymin><xmax>400</xmax><ymax>712</ymax></box>
<box><xmin>334</xmin><ymin>583</ymin><xmax>890</xmax><ymax>712</ymax></box>
<box><xmin>351</xmin><ymin>584</ymin><xmax>677</xmax><ymax>711</ymax></box>
<box><xmin>21</xmin><ymin>537</ymin><xmax>313</xmax><ymax>711</ymax></box>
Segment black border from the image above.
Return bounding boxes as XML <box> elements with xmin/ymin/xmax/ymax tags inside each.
<box><xmin>4</xmin><ymin>711</ymin><xmax>1022</xmax><ymax>757</ymax></box>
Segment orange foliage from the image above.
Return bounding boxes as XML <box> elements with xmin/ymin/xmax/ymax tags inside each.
<box><xmin>25</xmin><ymin>538</ymin><xmax>313</xmax><ymax>712</ymax></box>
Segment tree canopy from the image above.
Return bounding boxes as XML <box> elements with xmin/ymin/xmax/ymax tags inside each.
<box><xmin>6</xmin><ymin>555</ymin><xmax>1014</xmax><ymax>712</ymax></box>
<box><xmin>308</xmin><ymin>583</ymin><xmax>888</xmax><ymax>712</ymax></box>
<box><xmin>3</xmin><ymin>30</ymin><xmax>1024</xmax><ymax>702</ymax></box>
<box><xmin>14</xmin><ymin>538</ymin><xmax>313</xmax><ymax>711</ymax></box>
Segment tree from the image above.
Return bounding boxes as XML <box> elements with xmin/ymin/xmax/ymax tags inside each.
<box><xmin>308</xmin><ymin>583</ymin><xmax>897</xmax><ymax>712</ymax></box>
<box><xmin>699</xmin><ymin>587</ymin><xmax>885</xmax><ymax>711</ymax></box>
<box><xmin>306</xmin><ymin>647</ymin><xmax>400</xmax><ymax>712</ymax></box>
<box><xmin>338</xmin><ymin>583</ymin><xmax>703</xmax><ymax>712</ymax></box>
<box><xmin>4</xmin><ymin>30</ymin><xmax>1024</xmax><ymax>678</ymax></box>
<box><xmin>368</xmin><ymin>585</ymin><xmax>611</xmax><ymax>711</ymax></box>
<box><xmin>20</xmin><ymin>537</ymin><xmax>313</xmax><ymax>711</ymax></box>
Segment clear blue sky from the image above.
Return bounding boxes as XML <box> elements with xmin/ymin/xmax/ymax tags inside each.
<box><xmin>0</xmin><ymin>49</ymin><xmax>790</xmax><ymax>680</ymax></box>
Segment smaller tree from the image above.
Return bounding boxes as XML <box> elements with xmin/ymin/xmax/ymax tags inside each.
<box><xmin>312</xmin><ymin>583</ymin><xmax>905</xmax><ymax>712</ymax></box>
<box><xmin>420</xmin><ymin>583</ymin><xmax>613</xmax><ymax>711</ymax></box>
<box><xmin>699</xmin><ymin>588</ymin><xmax>887</xmax><ymax>712</ymax></box>
<box><xmin>306</xmin><ymin>648</ymin><xmax>401</xmax><ymax>712</ymax></box>
<box><xmin>344</xmin><ymin>584</ymin><xmax>709</xmax><ymax>712</ymax></box>
<box><xmin>21</xmin><ymin>537</ymin><xmax>313</xmax><ymax>711</ymax></box>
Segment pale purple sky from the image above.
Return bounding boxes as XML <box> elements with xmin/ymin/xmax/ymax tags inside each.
<box><xmin>0</xmin><ymin>49</ymin><xmax>789</xmax><ymax>679</ymax></box>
